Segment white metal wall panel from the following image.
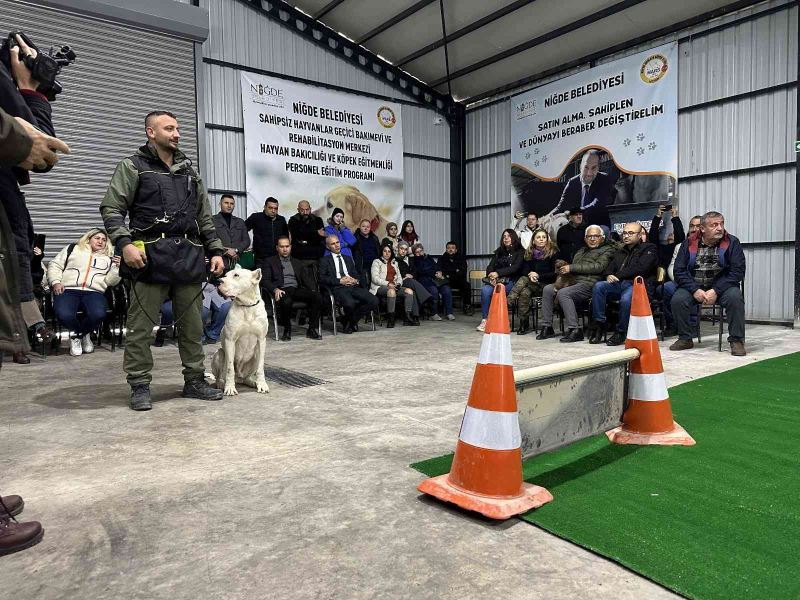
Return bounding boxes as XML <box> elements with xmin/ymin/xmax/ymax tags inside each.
<box><xmin>205</xmin><ymin>129</ymin><xmax>246</xmax><ymax>192</ymax></box>
<box><xmin>466</xmin><ymin>155</ymin><xmax>512</xmax><ymax>209</ymax></box>
<box><xmin>204</xmin><ymin>62</ymin><xmax>244</xmax><ymax>128</ymax></box>
<box><xmin>404</xmin><ymin>158</ymin><xmax>450</xmax><ymax>208</ymax></box>
<box><xmin>405</xmin><ymin>209</ymin><xmax>451</xmax><ymax>255</ymax></box>
<box><xmin>403</xmin><ymin>105</ymin><xmax>450</xmax><ymax>159</ymax></box>
<box><xmin>1</xmin><ymin>0</ymin><xmax>198</xmax><ymax>258</ymax></box>
<box><xmin>463</xmin><ymin>1</ymin><xmax>797</xmax><ymax>322</ymax></box>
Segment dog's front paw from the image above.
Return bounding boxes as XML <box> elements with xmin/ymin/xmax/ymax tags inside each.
<box><xmin>256</xmin><ymin>380</ymin><xmax>270</xmax><ymax>394</ymax></box>
<box><xmin>223</xmin><ymin>384</ymin><xmax>239</xmax><ymax>396</ymax></box>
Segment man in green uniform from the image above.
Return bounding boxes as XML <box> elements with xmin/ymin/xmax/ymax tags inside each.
<box><xmin>101</xmin><ymin>111</ymin><xmax>226</xmax><ymax>411</ymax></box>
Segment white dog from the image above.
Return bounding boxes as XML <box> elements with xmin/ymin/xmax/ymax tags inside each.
<box><xmin>210</xmin><ymin>268</ymin><xmax>270</xmax><ymax>396</ymax></box>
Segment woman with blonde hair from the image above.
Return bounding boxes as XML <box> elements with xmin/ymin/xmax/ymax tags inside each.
<box><xmin>507</xmin><ymin>228</ymin><xmax>558</xmax><ymax>335</ymax></box>
<box><xmin>46</xmin><ymin>228</ymin><xmax>121</xmax><ymax>356</ymax></box>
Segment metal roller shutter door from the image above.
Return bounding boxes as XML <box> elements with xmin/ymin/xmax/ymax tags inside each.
<box><xmin>0</xmin><ymin>0</ymin><xmax>198</xmax><ymax>258</ymax></box>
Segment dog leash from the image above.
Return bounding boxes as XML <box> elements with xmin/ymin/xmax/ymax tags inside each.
<box><xmin>128</xmin><ymin>270</ymin><xmax>211</xmax><ymax>333</ymax></box>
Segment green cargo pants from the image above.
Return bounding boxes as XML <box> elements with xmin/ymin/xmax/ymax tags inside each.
<box><xmin>124</xmin><ymin>280</ymin><xmax>206</xmax><ymax>385</ymax></box>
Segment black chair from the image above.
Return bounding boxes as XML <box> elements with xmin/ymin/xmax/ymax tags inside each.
<box><xmin>319</xmin><ymin>287</ymin><xmax>376</xmax><ymax>335</ymax></box>
<box><xmin>695</xmin><ymin>279</ymin><xmax>746</xmax><ymax>352</ymax></box>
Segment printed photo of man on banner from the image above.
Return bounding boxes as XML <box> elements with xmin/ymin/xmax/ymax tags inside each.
<box><xmin>510</xmin><ymin>43</ymin><xmax>678</xmax><ymax>239</ymax></box>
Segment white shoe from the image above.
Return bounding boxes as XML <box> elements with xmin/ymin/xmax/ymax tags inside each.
<box><xmin>476</xmin><ymin>319</ymin><xmax>486</xmax><ymax>332</ymax></box>
<box><xmin>431</xmin><ymin>314</ymin><xmax>443</xmax><ymax>321</ymax></box>
<box><xmin>81</xmin><ymin>335</ymin><xmax>94</xmax><ymax>354</ymax></box>
<box><xmin>446</xmin><ymin>314</ymin><xmax>455</xmax><ymax>321</ymax></box>
<box><xmin>70</xmin><ymin>337</ymin><xmax>83</xmax><ymax>356</ymax></box>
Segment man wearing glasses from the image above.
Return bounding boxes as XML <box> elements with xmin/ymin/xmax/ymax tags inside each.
<box><xmin>588</xmin><ymin>222</ymin><xmax>657</xmax><ymax>345</ymax></box>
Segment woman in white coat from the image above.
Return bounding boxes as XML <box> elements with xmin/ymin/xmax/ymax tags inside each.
<box><xmin>370</xmin><ymin>244</ymin><xmax>416</xmax><ymax>328</ymax></box>
<box><xmin>46</xmin><ymin>228</ymin><xmax>121</xmax><ymax>356</ymax></box>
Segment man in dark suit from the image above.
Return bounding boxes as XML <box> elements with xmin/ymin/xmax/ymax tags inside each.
<box><xmin>259</xmin><ymin>236</ymin><xmax>322</xmax><ymax>341</ymax></box>
<box><xmin>552</xmin><ymin>150</ymin><xmax>612</xmax><ymax>227</ymax></box>
<box><xmin>319</xmin><ymin>234</ymin><xmax>378</xmax><ymax>334</ymax></box>
<box><xmin>212</xmin><ymin>194</ymin><xmax>250</xmax><ymax>267</ymax></box>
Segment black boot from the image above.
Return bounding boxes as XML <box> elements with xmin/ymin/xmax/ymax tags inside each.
<box><xmin>560</xmin><ymin>328</ymin><xmax>585</xmax><ymax>343</ymax></box>
<box><xmin>606</xmin><ymin>331</ymin><xmax>626</xmax><ymax>346</ymax></box>
<box><xmin>403</xmin><ymin>313</ymin><xmax>415</xmax><ymax>326</ymax></box>
<box><xmin>589</xmin><ymin>321</ymin><xmax>606</xmax><ymax>344</ymax></box>
<box><xmin>281</xmin><ymin>327</ymin><xmax>292</xmax><ymax>341</ymax></box>
<box><xmin>182</xmin><ymin>377</ymin><xmax>223</xmax><ymax>401</ymax></box>
<box><xmin>153</xmin><ymin>328</ymin><xmax>165</xmax><ymax>347</ymax></box>
<box><xmin>516</xmin><ymin>317</ymin><xmax>530</xmax><ymax>335</ymax></box>
<box><xmin>130</xmin><ymin>383</ymin><xmax>152</xmax><ymax>411</ymax></box>
<box><xmin>535</xmin><ymin>326</ymin><xmax>555</xmax><ymax>340</ymax></box>
<box><xmin>306</xmin><ymin>328</ymin><xmax>322</xmax><ymax>340</ymax></box>
<box><xmin>386</xmin><ymin>314</ymin><xmax>396</xmax><ymax>328</ymax></box>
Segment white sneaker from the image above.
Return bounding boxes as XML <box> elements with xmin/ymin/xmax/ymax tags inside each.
<box><xmin>431</xmin><ymin>314</ymin><xmax>443</xmax><ymax>321</ymax></box>
<box><xmin>81</xmin><ymin>335</ymin><xmax>94</xmax><ymax>354</ymax></box>
<box><xmin>476</xmin><ymin>319</ymin><xmax>486</xmax><ymax>332</ymax></box>
<box><xmin>446</xmin><ymin>314</ymin><xmax>455</xmax><ymax>321</ymax></box>
<box><xmin>69</xmin><ymin>337</ymin><xmax>83</xmax><ymax>356</ymax></box>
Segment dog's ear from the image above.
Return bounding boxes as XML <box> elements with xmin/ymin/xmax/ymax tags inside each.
<box><xmin>251</xmin><ymin>268</ymin><xmax>262</xmax><ymax>283</ymax></box>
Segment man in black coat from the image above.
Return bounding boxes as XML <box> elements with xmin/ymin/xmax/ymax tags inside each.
<box><xmin>212</xmin><ymin>194</ymin><xmax>250</xmax><ymax>267</ymax></box>
<box><xmin>318</xmin><ymin>234</ymin><xmax>378</xmax><ymax>334</ymax></box>
<box><xmin>246</xmin><ymin>196</ymin><xmax>289</xmax><ymax>260</ymax></box>
<box><xmin>589</xmin><ymin>222</ymin><xmax>657</xmax><ymax>346</ymax></box>
<box><xmin>438</xmin><ymin>241</ymin><xmax>472</xmax><ymax>313</ymax></box>
<box><xmin>287</xmin><ymin>200</ymin><xmax>325</xmax><ymax>266</ymax></box>
<box><xmin>258</xmin><ymin>236</ymin><xmax>322</xmax><ymax>341</ymax></box>
<box><xmin>552</xmin><ymin>150</ymin><xmax>613</xmax><ymax>227</ymax></box>
<box><xmin>556</xmin><ymin>208</ymin><xmax>588</xmax><ymax>262</ymax></box>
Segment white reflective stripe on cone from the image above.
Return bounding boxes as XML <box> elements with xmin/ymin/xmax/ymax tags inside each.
<box><xmin>477</xmin><ymin>332</ymin><xmax>512</xmax><ymax>366</ymax></box>
<box><xmin>458</xmin><ymin>406</ymin><xmax>521</xmax><ymax>450</ymax></box>
<box><xmin>629</xmin><ymin>372</ymin><xmax>669</xmax><ymax>402</ymax></box>
<box><xmin>626</xmin><ymin>315</ymin><xmax>657</xmax><ymax>341</ymax></box>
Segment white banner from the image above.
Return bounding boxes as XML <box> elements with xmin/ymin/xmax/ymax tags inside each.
<box><xmin>510</xmin><ymin>43</ymin><xmax>678</xmax><ymax>229</ymax></box>
<box><xmin>240</xmin><ymin>73</ymin><xmax>403</xmax><ymax>238</ymax></box>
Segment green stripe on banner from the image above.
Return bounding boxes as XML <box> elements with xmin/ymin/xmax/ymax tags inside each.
<box><xmin>411</xmin><ymin>353</ymin><xmax>800</xmax><ymax>600</ymax></box>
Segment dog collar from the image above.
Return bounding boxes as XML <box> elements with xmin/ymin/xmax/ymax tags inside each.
<box><xmin>236</xmin><ymin>299</ymin><xmax>261</xmax><ymax>308</ymax></box>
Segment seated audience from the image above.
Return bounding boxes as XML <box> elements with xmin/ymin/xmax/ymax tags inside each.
<box><xmin>260</xmin><ymin>236</ymin><xmax>322</xmax><ymax>341</ymax></box>
<box><xmin>319</xmin><ymin>235</ymin><xmax>378</xmax><ymax>334</ymax></box>
<box><xmin>287</xmin><ymin>200</ymin><xmax>326</xmax><ymax>268</ymax></box>
<box><xmin>510</xmin><ymin>211</ymin><xmax>539</xmax><ymax>249</ymax></box>
<box><xmin>438</xmin><ymin>241</ymin><xmax>472</xmax><ymax>313</ymax></box>
<box><xmin>245</xmin><ymin>196</ymin><xmax>289</xmax><ymax>261</ymax></box>
<box><xmin>381</xmin><ymin>222</ymin><xmax>401</xmax><ymax>254</ymax></box>
<box><xmin>537</xmin><ymin>225</ymin><xmax>616</xmax><ymax>342</ymax></box>
<box><xmin>370</xmin><ymin>244</ymin><xmax>415</xmax><ymax>327</ymax></box>
<box><xmin>508</xmin><ymin>228</ymin><xmax>558</xmax><ymax>335</ymax></box>
<box><xmin>556</xmin><ymin>208</ymin><xmax>588</xmax><ymax>262</ymax></box>
<box><xmin>212</xmin><ymin>194</ymin><xmax>250</xmax><ymax>268</ymax></box>
<box><xmin>669</xmin><ymin>211</ymin><xmax>746</xmax><ymax>356</ymax></box>
<box><xmin>395</xmin><ymin>241</ymin><xmax>428</xmax><ymax>324</ymax></box>
<box><xmin>400</xmin><ymin>219</ymin><xmax>419</xmax><ymax>246</ymax></box>
<box><xmin>662</xmin><ymin>214</ymin><xmax>701</xmax><ymax>335</ymax></box>
<box><xmin>323</xmin><ymin>208</ymin><xmax>356</xmax><ymax>257</ymax></box>
<box><xmin>353</xmin><ymin>219</ymin><xmax>381</xmax><ymax>288</ymax></box>
<box><xmin>411</xmin><ymin>243</ymin><xmax>453</xmax><ymax>321</ymax></box>
<box><xmin>46</xmin><ymin>228</ymin><xmax>120</xmax><ymax>356</ymax></box>
<box><xmin>477</xmin><ymin>229</ymin><xmax>524</xmax><ymax>332</ymax></box>
<box><xmin>589</xmin><ymin>222</ymin><xmax>657</xmax><ymax>346</ymax></box>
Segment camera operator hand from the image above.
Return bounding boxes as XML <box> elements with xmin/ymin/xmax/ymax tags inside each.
<box><xmin>9</xmin><ymin>34</ymin><xmax>39</xmax><ymax>91</ymax></box>
<box><xmin>14</xmin><ymin>116</ymin><xmax>70</xmax><ymax>170</ymax></box>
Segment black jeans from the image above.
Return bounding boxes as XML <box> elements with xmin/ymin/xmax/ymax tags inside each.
<box><xmin>671</xmin><ymin>286</ymin><xmax>745</xmax><ymax>342</ymax></box>
<box><xmin>332</xmin><ymin>285</ymin><xmax>379</xmax><ymax>325</ymax></box>
<box><xmin>276</xmin><ymin>286</ymin><xmax>322</xmax><ymax>328</ymax></box>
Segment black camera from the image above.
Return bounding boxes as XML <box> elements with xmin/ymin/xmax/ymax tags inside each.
<box><xmin>0</xmin><ymin>31</ymin><xmax>76</xmax><ymax>101</ymax></box>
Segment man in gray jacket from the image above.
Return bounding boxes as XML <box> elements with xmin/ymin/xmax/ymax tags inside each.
<box><xmin>212</xmin><ymin>194</ymin><xmax>250</xmax><ymax>267</ymax></box>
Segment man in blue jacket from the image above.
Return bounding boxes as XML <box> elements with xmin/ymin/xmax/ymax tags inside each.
<box><xmin>669</xmin><ymin>211</ymin><xmax>746</xmax><ymax>356</ymax></box>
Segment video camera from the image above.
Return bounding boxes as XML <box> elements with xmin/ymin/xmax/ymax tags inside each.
<box><xmin>0</xmin><ymin>31</ymin><xmax>76</xmax><ymax>101</ymax></box>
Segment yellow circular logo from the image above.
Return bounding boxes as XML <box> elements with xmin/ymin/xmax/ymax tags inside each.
<box><xmin>640</xmin><ymin>54</ymin><xmax>668</xmax><ymax>83</ymax></box>
<box><xmin>377</xmin><ymin>106</ymin><xmax>396</xmax><ymax>128</ymax></box>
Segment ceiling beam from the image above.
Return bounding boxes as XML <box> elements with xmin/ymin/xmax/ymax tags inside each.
<box><xmin>462</xmin><ymin>0</ymin><xmax>772</xmax><ymax>106</ymax></box>
<box><xmin>356</xmin><ymin>0</ymin><xmax>437</xmax><ymax>45</ymax></box>
<box><xmin>429</xmin><ymin>0</ymin><xmax>649</xmax><ymax>88</ymax></box>
<box><xmin>314</xmin><ymin>0</ymin><xmax>349</xmax><ymax>20</ymax></box>
<box><xmin>397</xmin><ymin>0</ymin><xmax>537</xmax><ymax>68</ymax></box>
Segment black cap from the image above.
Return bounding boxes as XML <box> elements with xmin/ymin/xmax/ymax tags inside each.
<box><xmin>567</xmin><ymin>206</ymin><xmax>584</xmax><ymax>215</ymax></box>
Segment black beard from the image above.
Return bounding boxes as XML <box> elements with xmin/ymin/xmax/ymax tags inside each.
<box><xmin>298</xmin><ymin>213</ymin><xmax>311</xmax><ymax>222</ymax></box>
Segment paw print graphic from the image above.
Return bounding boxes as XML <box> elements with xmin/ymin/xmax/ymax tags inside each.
<box><xmin>636</xmin><ymin>133</ymin><xmax>645</xmax><ymax>142</ymax></box>
<box><xmin>623</xmin><ymin>138</ymin><xmax>631</xmax><ymax>147</ymax></box>
<box><xmin>648</xmin><ymin>142</ymin><xmax>657</xmax><ymax>151</ymax></box>
<box><xmin>637</xmin><ymin>147</ymin><xmax>645</xmax><ymax>156</ymax></box>
<box><xmin>525</xmin><ymin>152</ymin><xmax>531</xmax><ymax>160</ymax></box>
<box><xmin>534</xmin><ymin>160</ymin><xmax>540</xmax><ymax>167</ymax></box>
<box><xmin>534</xmin><ymin>148</ymin><xmax>540</xmax><ymax>155</ymax></box>
<box><xmin>542</xmin><ymin>155</ymin><xmax>548</xmax><ymax>163</ymax></box>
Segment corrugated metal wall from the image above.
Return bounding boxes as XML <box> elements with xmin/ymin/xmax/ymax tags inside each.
<box><xmin>196</xmin><ymin>0</ymin><xmax>453</xmax><ymax>254</ymax></box>
<box><xmin>464</xmin><ymin>0</ymin><xmax>797</xmax><ymax>322</ymax></box>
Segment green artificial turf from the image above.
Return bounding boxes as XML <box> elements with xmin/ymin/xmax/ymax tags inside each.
<box><xmin>411</xmin><ymin>353</ymin><xmax>800</xmax><ymax>599</ymax></box>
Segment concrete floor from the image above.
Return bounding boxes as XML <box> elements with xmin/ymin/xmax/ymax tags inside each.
<box><xmin>2</xmin><ymin>317</ymin><xmax>798</xmax><ymax>600</ymax></box>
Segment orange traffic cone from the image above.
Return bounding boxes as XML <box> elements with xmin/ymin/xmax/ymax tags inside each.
<box><xmin>606</xmin><ymin>276</ymin><xmax>696</xmax><ymax>446</ymax></box>
<box><xmin>417</xmin><ymin>284</ymin><xmax>553</xmax><ymax>519</ymax></box>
